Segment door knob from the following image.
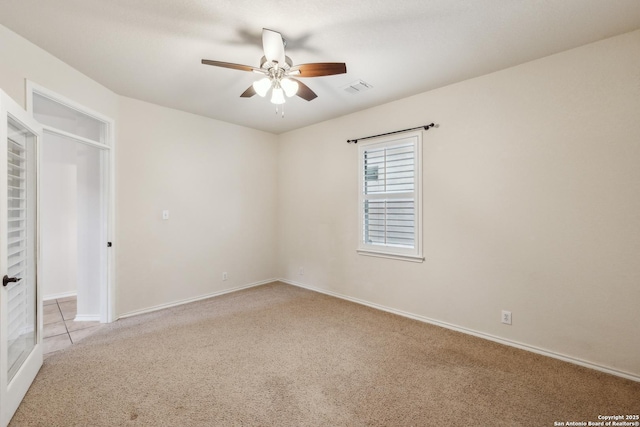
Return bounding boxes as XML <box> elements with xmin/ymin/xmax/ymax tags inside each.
<box><xmin>2</xmin><ymin>275</ymin><xmax>20</xmax><ymax>287</ymax></box>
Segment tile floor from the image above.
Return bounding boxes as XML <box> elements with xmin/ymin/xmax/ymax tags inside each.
<box><xmin>43</xmin><ymin>296</ymin><xmax>102</xmax><ymax>357</ymax></box>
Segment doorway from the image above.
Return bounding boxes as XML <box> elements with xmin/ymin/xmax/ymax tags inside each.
<box><xmin>26</xmin><ymin>82</ymin><xmax>114</xmax><ymax>326</ymax></box>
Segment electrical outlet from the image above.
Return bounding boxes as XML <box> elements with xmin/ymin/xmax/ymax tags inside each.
<box><xmin>222</xmin><ymin>272</ymin><xmax>228</xmax><ymax>281</ymax></box>
<box><xmin>299</xmin><ymin>267</ymin><xmax>304</xmax><ymax>275</ymax></box>
<box><xmin>501</xmin><ymin>310</ymin><xmax>512</xmax><ymax>325</ymax></box>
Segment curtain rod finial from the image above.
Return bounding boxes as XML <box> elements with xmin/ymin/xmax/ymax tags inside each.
<box><xmin>348</xmin><ymin>122</ymin><xmax>436</xmax><ymax>144</ymax></box>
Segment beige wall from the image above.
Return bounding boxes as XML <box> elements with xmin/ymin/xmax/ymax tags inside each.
<box><xmin>0</xmin><ymin>25</ymin><xmax>118</xmax><ymax>120</ymax></box>
<box><xmin>2</xmin><ymin>22</ymin><xmax>639</xmax><ymax>377</ymax></box>
<box><xmin>0</xmin><ymin>24</ymin><xmax>279</xmax><ymax>318</ymax></box>
<box><xmin>277</xmin><ymin>30</ymin><xmax>640</xmax><ymax>377</ymax></box>
<box><xmin>116</xmin><ymin>97</ymin><xmax>278</xmax><ymax>315</ymax></box>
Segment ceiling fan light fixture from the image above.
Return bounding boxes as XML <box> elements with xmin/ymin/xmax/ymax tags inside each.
<box><xmin>280</xmin><ymin>78</ymin><xmax>299</xmax><ymax>97</ymax></box>
<box><xmin>202</xmin><ymin>28</ymin><xmax>347</xmax><ymax>110</ymax></box>
<box><xmin>253</xmin><ymin>77</ymin><xmax>272</xmax><ymax>97</ymax></box>
<box><xmin>271</xmin><ymin>87</ymin><xmax>286</xmax><ymax>105</ymax></box>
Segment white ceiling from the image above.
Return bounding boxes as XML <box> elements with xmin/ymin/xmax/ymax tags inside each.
<box><xmin>1</xmin><ymin>1</ymin><xmax>639</xmax><ymax>134</ymax></box>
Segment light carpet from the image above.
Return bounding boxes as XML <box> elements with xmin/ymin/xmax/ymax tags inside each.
<box><xmin>11</xmin><ymin>282</ymin><xmax>640</xmax><ymax>426</ymax></box>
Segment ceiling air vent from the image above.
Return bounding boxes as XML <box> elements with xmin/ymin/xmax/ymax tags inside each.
<box><xmin>342</xmin><ymin>80</ymin><xmax>373</xmax><ymax>94</ymax></box>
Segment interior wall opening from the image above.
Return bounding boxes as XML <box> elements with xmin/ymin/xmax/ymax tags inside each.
<box><xmin>28</xmin><ymin>83</ymin><xmax>114</xmax><ymax>323</ymax></box>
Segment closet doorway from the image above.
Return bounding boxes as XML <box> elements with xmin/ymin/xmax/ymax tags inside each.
<box><xmin>27</xmin><ymin>82</ymin><xmax>114</xmax><ymax>324</ymax></box>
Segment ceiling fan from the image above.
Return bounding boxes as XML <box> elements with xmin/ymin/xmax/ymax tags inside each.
<box><xmin>202</xmin><ymin>28</ymin><xmax>347</xmax><ymax>105</ymax></box>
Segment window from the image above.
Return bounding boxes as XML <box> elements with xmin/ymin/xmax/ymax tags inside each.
<box><xmin>32</xmin><ymin>92</ymin><xmax>108</xmax><ymax>145</ymax></box>
<box><xmin>358</xmin><ymin>131</ymin><xmax>423</xmax><ymax>262</ymax></box>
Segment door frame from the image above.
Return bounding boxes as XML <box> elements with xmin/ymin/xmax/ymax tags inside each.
<box><xmin>0</xmin><ymin>89</ymin><xmax>43</xmax><ymax>427</ymax></box>
<box><xmin>25</xmin><ymin>81</ymin><xmax>115</xmax><ymax>323</ymax></box>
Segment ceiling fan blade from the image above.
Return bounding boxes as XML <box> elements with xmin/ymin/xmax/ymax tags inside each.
<box><xmin>201</xmin><ymin>59</ymin><xmax>260</xmax><ymax>73</ymax></box>
<box><xmin>292</xmin><ymin>63</ymin><xmax>347</xmax><ymax>77</ymax></box>
<box><xmin>240</xmin><ymin>85</ymin><xmax>257</xmax><ymax>98</ymax></box>
<box><xmin>262</xmin><ymin>28</ymin><xmax>286</xmax><ymax>65</ymax></box>
<box><xmin>291</xmin><ymin>79</ymin><xmax>317</xmax><ymax>101</ymax></box>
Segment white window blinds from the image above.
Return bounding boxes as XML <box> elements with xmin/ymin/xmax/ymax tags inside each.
<box><xmin>6</xmin><ymin>116</ymin><xmax>37</xmax><ymax>381</ymax></box>
<box><xmin>358</xmin><ymin>132</ymin><xmax>423</xmax><ymax>261</ymax></box>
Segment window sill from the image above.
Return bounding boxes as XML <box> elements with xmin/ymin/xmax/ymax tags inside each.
<box><xmin>357</xmin><ymin>249</ymin><xmax>424</xmax><ymax>263</ymax></box>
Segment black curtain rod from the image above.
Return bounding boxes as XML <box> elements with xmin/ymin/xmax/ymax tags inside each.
<box><xmin>347</xmin><ymin>123</ymin><xmax>435</xmax><ymax>144</ymax></box>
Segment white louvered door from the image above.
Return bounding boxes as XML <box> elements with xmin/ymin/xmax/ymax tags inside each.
<box><xmin>0</xmin><ymin>91</ymin><xmax>42</xmax><ymax>427</ymax></box>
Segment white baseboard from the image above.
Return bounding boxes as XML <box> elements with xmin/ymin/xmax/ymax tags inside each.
<box><xmin>74</xmin><ymin>314</ymin><xmax>100</xmax><ymax>322</ymax></box>
<box><xmin>43</xmin><ymin>291</ymin><xmax>77</xmax><ymax>301</ymax></box>
<box><xmin>280</xmin><ymin>278</ymin><xmax>640</xmax><ymax>383</ymax></box>
<box><xmin>117</xmin><ymin>278</ymin><xmax>277</xmax><ymax>320</ymax></box>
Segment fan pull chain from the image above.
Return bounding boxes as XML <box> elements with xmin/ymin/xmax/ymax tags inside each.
<box><xmin>275</xmin><ymin>105</ymin><xmax>285</xmax><ymax>118</ymax></box>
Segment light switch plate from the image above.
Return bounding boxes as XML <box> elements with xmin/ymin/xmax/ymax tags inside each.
<box><xmin>162</xmin><ymin>210</ymin><xmax>169</xmax><ymax>220</ymax></box>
